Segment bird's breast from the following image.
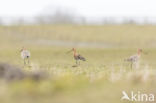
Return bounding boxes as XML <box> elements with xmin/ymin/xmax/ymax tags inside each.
<box><xmin>21</xmin><ymin>51</ymin><xmax>30</xmax><ymax>59</ymax></box>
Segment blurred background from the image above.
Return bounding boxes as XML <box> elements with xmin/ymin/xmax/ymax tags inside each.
<box><xmin>0</xmin><ymin>0</ymin><xmax>156</xmax><ymax>25</ymax></box>
<box><xmin>0</xmin><ymin>0</ymin><xmax>156</xmax><ymax>103</ymax></box>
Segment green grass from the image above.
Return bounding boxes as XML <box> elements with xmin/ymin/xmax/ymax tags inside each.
<box><xmin>0</xmin><ymin>24</ymin><xmax>156</xmax><ymax>103</ymax></box>
<box><xmin>1</xmin><ymin>24</ymin><xmax>156</xmax><ymax>48</ymax></box>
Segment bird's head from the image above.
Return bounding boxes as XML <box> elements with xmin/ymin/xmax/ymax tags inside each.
<box><xmin>72</xmin><ymin>48</ymin><xmax>76</xmax><ymax>51</ymax></box>
<box><xmin>66</xmin><ymin>48</ymin><xmax>76</xmax><ymax>54</ymax></box>
<box><xmin>137</xmin><ymin>48</ymin><xmax>148</xmax><ymax>55</ymax></box>
<box><xmin>138</xmin><ymin>49</ymin><xmax>142</xmax><ymax>53</ymax></box>
<box><xmin>20</xmin><ymin>47</ymin><xmax>26</xmax><ymax>52</ymax></box>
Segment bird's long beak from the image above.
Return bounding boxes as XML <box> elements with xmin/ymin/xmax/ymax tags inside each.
<box><xmin>66</xmin><ymin>49</ymin><xmax>72</xmax><ymax>54</ymax></box>
<box><xmin>143</xmin><ymin>51</ymin><xmax>148</xmax><ymax>55</ymax></box>
<box><xmin>20</xmin><ymin>49</ymin><xmax>22</xmax><ymax>52</ymax></box>
<box><xmin>141</xmin><ymin>50</ymin><xmax>148</xmax><ymax>55</ymax></box>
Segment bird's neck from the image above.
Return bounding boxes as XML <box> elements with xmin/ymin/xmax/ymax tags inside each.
<box><xmin>73</xmin><ymin>50</ymin><xmax>77</xmax><ymax>56</ymax></box>
<box><xmin>137</xmin><ymin>51</ymin><xmax>141</xmax><ymax>56</ymax></box>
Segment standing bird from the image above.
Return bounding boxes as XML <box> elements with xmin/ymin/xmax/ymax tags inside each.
<box><xmin>125</xmin><ymin>49</ymin><xmax>143</xmax><ymax>69</ymax></box>
<box><xmin>20</xmin><ymin>47</ymin><xmax>31</xmax><ymax>65</ymax></box>
<box><xmin>67</xmin><ymin>48</ymin><xmax>86</xmax><ymax>66</ymax></box>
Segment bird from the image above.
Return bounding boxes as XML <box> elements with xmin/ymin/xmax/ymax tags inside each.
<box><xmin>67</xmin><ymin>48</ymin><xmax>86</xmax><ymax>66</ymax></box>
<box><xmin>20</xmin><ymin>47</ymin><xmax>31</xmax><ymax>65</ymax></box>
<box><xmin>124</xmin><ymin>49</ymin><xmax>143</xmax><ymax>69</ymax></box>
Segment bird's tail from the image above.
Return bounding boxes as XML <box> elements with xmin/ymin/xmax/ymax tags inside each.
<box><xmin>78</xmin><ymin>55</ymin><xmax>86</xmax><ymax>61</ymax></box>
<box><xmin>80</xmin><ymin>57</ymin><xmax>86</xmax><ymax>61</ymax></box>
<box><xmin>82</xmin><ymin>58</ymin><xmax>86</xmax><ymax>61</ymax></box>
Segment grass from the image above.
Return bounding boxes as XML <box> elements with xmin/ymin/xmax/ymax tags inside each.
<box><xmin>1</xmin><ymin>24</ymin><xmax>156</xmax><ymax>48</ymax></box>
<box><xmin>0</xmin><ymin>24</ymin><xmax>156</xmax><ymax>103</ymax></box>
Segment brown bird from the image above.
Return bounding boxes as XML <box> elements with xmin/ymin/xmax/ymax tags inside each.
<box><xmin>125</xmin><ymin>49</ymin><xmax>145</xmax><ymax>69</ymax></box>
<box><xmin>67</xmin><ymin>48</ymin><xmax>86</xmax><ymax>66</ymax></box>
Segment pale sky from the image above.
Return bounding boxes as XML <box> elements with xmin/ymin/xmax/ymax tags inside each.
<box><xmin>0</xmin><ymin>0</ymin><xmax>156</xmax><ymax>18</ymax></box>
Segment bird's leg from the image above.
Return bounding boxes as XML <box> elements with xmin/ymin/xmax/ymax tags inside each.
<box><xmin>79</xmin><ymin>60</ymin><xmax>80</xmax><ymax>65</ymax></box>
<box><xmin>28</xmin><ymin>58</ymin><xmax>30</xmax><ymax>65</ymax></box>
<box><xmin>135</xmin><ymin>61</ymin><xmax>139</xmax><ymax>69</ymax></box>
<box><xmin>24</xmin><ymin>59</ymin><xmax>26</xmax><ymax>65</ymax></box>
<box><xmin>130</xmin><ymin>62</ymin><xmax>133</xmax><ymax>70</ymax></box>
<box><xmin>76</xmin><ymin>60</ymin><xmax>78</xmax><ymax>65</ymax></box>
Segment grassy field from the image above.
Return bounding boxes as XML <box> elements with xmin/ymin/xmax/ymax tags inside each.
<box><xmin>0</xmin><ymin>24</ymin><xmax>156</xmax><ymax>103</ymax></box>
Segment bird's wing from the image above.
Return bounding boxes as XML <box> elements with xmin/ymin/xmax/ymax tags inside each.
<box><xmin>77</xmin><ymin>54</ymin><xmax>86</xmax><ymax>61</ymax></box>
<box><xmin>126</xmin><ymin>54</ymin><xmax>138</xmax><ymax>62</ymax></box>
<box><xmin>24</xmin><ymin>50</ymin><xmax>31</xmax><ymax>57</ymax></box>
<box><xmin>28</xmin><ymin>51</ymin><xmax>31</xmax><ymax>56</ymax></box>
<box><xmin>27</xmin><ymin>50</ymin><xmax>31</xmax><ymax>56</ymax></box>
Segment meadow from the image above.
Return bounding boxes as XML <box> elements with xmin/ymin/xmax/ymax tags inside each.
<box><xmin>0</xmin><ymin>24</ymin><xmax>156</xmax><ymax>103</ymax></box>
